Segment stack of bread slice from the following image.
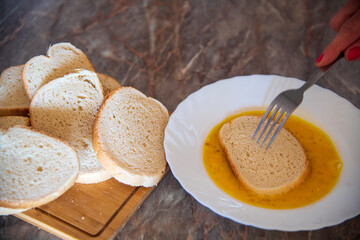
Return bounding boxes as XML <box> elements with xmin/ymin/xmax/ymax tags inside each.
<box><xmin>29</xmin><ymin>69</ymin><xmax>112</xmax><ymax>184</ymax></box>
<box><xmin>0</xmin><ymin>42</ymin><xmax>169</xmax><ymax>215</ymax></box>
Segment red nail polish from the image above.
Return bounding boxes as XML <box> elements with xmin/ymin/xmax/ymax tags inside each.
<box><xmin>316</xmin><ymin>53</ymin><xmax>324</xmax><ymax>63</ymax></box>
<box><xmin>348</xmin><ymin>47</ymin><xmax>360</xmax><ymax>61</ymax></box>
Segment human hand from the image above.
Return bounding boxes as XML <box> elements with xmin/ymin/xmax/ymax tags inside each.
<box><xmin>315</xmin><ymin>0</ymin><xmax>360</xmax><ymax>67</ymax></box>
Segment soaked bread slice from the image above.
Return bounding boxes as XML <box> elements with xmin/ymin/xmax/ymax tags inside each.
<box><xmin>219</xmin><ymin>115</ymin><xmax>310</xmax><ymax>195</ymax></box>
<box><xmin>30</xmin><ymin>70</ymin><xmax>111</xmax><ymax>184</ymax></box>
<box><xmin>93</xmin><ymin>87</ymin><xmax>169</xmax><ymax>187</ymax></box>
<box><xmin>0</xmin><ymin>126</ymin><xmax>79</xmax><ymax>215</ymax></box>
<box><xmin>0</xmin><ymin>65</ymin><xmax>30</xmax><ymax>116</ymax></box>
<box><xmin>23</xmin><ymin>42</ymin><xmax>94</xmax><ymax>99</ymax></box>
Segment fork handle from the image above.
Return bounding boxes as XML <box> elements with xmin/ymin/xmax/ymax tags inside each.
<box><xmin>299</xmin><ymin>53</ymin><xmax>345</xmax><ymax>93</ymax></box>
<box><xmin>299</xmin><ymin>70</ymin><xmax>325</xmax><ymax>92</ymax></box>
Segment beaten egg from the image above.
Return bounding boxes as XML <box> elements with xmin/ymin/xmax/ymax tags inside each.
<box><xmin>203</xmin><ymin>111</ymin><xmax>343</xmax><ymax>209</ymax></box>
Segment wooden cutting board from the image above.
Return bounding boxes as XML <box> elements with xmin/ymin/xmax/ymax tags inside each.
<box><xmin>15</xmin><ymin>177</ymin><xmax>157</xmax><ymax>240</ymax></box>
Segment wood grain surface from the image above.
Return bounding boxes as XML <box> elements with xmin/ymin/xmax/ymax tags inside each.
<box><xmin>15</xmin><ymin>178</ymin><xmax>155</xmax><ymax>240</ymax></box>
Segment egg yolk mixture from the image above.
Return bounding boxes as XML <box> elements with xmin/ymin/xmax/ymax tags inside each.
<box><xmin>203</xmin><ymin>111</ymin><xmax>343</xmax><ymax>209</ymax></box>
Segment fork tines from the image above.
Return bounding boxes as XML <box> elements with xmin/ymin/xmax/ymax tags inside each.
<box><xmin>252</xmin><ymin>104</ymin><xmax>289</xmax><ymax>150</ymax></box>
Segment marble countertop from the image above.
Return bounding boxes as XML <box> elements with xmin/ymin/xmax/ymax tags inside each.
<box><xmin>1</xmin><ymin>0</ymin><xmax>359</xmax><ymax>239</ymax></box>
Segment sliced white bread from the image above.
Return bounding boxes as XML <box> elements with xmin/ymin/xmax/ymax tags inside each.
<box><xmin>0</xmin><ymin>65</ymin><xmax>30</xmax><ymax>116</ymax></box>
<box><xmin>30</xmin><ymin>70</ymin><xmax>111</xmax><ymax>184</ymax></box>
<box><xmin>219</xmin><ymin>115</ymin><xmax>310</xmax><ymax>196</ymax></box>
<box><xmin>0</xmin><ymin>116</ymin><xmax>30</xmax><ymax>129</ymax></box>
<box><xmin>23</xmin><ymin>42</ymin><xmax>95</xmax><ymax>99</ymax></box>
<box><xmin>93</xmin><ymin>87</ymin><xmax>169</xmax><ymax>187</ymax></box>
<box><xmin>0</xmin><ymin>126</ymin><xmax>79</xmax><ymax>215</ymax></box>
<box><xmin>97</xmin><ymin>73</ymin><xmax>121</xmax><ymax>96</ymax></box>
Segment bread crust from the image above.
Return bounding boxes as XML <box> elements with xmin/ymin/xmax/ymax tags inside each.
<box><xmin>0</xmin><ymin>206</ymin><xmax>30</xmax><ymax>215</ymax></box>
<box><xmin>0</xmin><ymin>108</ymin><xmax>29</xmax><ymax>117</ymax></box>
<box><xmin>96</xmin><ymin>73</ymin><xmax>121</xmax><ymax>96</ymax></box>
<box><xmin>75</xmin><ymin>169</ymin><xmax>112</xmax><ymax>184</ymax></box>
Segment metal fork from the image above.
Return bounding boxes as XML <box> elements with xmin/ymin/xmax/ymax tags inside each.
<box><xmin>252</xmin><ymin>55</ymin><xmax>345</xmax><ymax>150</ymax></box>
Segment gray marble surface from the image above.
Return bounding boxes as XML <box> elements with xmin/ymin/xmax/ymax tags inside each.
<box><xmin>0</xmin><ymin>0</ymin><xmax>359</xmax><ymax>239</ymax></box>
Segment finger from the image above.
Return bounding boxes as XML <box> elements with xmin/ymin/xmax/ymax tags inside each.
<box><xmin>316</xmin><ymin>10</ymin><xmax>360</xmax><ymax>67</ymax></box>
<box><xmin>330</xmin><ymin>0</ymin><xmax>360</xmax><ymax>32</ymax></box>
<box><xmin>345</xmin><ymin>38</ymin><xmax>360</xmax><ymax>61</ymax></box>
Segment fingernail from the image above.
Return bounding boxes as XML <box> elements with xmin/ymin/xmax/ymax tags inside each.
<box><xmin>348</xmin><ymin>47</ymin><xmax>360</xmax><ymax>61</ymax></box>
<box><xmin>316</xmin><ymin>53</ymin><xmax>324</xmax><ymax>63</ymax></box>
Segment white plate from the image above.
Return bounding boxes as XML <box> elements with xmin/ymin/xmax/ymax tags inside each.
<box><xmin>164</xmin><ymin>75</ymin><xmax>360</xmax><ymax>231</ymax></box>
